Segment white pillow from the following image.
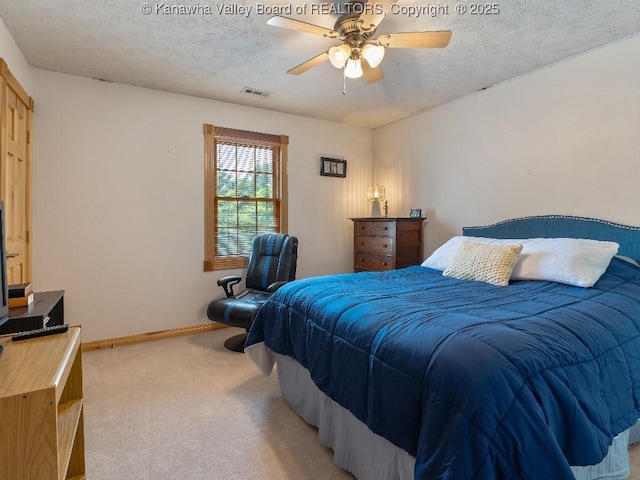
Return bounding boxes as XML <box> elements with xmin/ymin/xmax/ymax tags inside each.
<box><xmin>422</xmin><ymin>236</ymin><xmax>619</xmax><ymax>287</ymax></box>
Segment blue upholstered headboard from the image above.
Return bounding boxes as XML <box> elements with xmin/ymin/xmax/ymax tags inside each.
<box><xmin>463</xmin><ymin>215</ymin><xmax>640</xmax><ymax>261</ymax></box>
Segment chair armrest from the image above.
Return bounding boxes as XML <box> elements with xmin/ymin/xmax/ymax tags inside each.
<box><xmin>267</xmin><ymin>281</ymin><xmax>288</xmax><ymax>293</ymax></box>
<box><xmin>217</xmin><ymin>275</ymin><xmax>242</xmax><ymax>297</ymax></box>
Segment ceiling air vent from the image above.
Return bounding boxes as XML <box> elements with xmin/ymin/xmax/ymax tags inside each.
<box><xmin>241</xmin><ymin>87</ymin><xmax>272</xmax><ymax>99</ymax></box>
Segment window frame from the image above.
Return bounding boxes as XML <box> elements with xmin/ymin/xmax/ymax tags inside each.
<box><xmin>203</xmin><ymin>124</ymin><xmax>288</xmax><ymax>271</ymax></box>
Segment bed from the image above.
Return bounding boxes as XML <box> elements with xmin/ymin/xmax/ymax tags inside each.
<box><xmin>245</xmin><ymin>215</ymin><xmax>640</xmax><ymax>480</ymax></box>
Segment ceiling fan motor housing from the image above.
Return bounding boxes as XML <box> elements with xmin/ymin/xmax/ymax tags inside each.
<box><xmin>335</xmin><ymin>13</ymin><xmax>373</xmax><ymax>40</ymax></box>
<box><xmin>335</xmin><ymin>12</ymin><xmax>375</xmax><ymax>58</ymax></box>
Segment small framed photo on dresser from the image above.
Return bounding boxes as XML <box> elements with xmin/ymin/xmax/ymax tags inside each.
<box><xmin>320</xmin><ymin>157</ymin><xmax>347</xmax><ymax>178</ymax></box>
<box><xmin>410</xmin><ymin>208</ymin><xmax>422</xmax><ymax>218</ymax></box>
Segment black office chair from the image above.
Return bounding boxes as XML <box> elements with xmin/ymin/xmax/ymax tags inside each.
<box><xmin>206</xmin><ymin>233</ymin><xmax>298</xmax><ymax>352</ymax></box>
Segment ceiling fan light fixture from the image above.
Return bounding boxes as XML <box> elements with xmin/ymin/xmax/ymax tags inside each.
<box><xmin>267</xmin><ymin>11</ymin><xmax>452</xmax><ymax>85</ymax></box>
<box><xmin>328</xmin><ymin>44</ymin><xmax>351</xmax><ymax>68</ymax></box>
<box><xmin>362</xmin><ymin>44</ymin><xmax>385</xmax><ymax>68</ymax></box>
<box><xmin>344</xmin><ymin>58</ymin><xmax>363</xmax><ymax>79</ymax></box>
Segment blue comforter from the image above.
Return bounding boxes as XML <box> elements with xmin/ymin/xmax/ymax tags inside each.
<box><xmin>246</xmin><ymin>258</ymin><xmax>640</xmax><ymax>479</ymax></box>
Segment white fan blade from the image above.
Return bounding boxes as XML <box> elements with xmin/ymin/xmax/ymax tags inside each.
<box><xmin>362</xmin><ymin>59</ymin><xmax>384</xmax><ymax>83</ymax></box>
<box><xmin>358</xmin><ymin>0</ymin><xmax>398</xmax><ymax>32</ymax></box>
<box><xmin>377</xmin><ymin>31</ymin><xmax>452</xmax><ymax>49</ymax></box>
<box><xmin>287</xmin><ymin>52</ymin><xmax>330</xmax><ymax>75</ymax></box>
<box><xmin>268</xmin><ymin>16</ymin><xmax>339</xmax><ymax>38</ymax></box>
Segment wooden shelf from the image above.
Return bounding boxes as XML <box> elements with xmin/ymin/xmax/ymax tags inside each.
<box><xmin>0</xmin><ymin>326</ymin><xmax>85</xmax><ymax>479</ymax></box>
<box><xmin>57</xmin><ymin>399</ymin><xmax>83</xmax><ymax>479</ymax></box>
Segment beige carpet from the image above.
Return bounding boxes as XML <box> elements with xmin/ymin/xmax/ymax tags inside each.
<box><xmin>83</xmin><ymin>328</ymin><xmax>353</xmax><ymax>479</ymax></box>
<box><xmin>83</xmin><ymin>328</ymin><xmax>640</xmax><ymax>479</ymax></box>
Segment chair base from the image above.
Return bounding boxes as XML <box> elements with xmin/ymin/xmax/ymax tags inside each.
<box><xmin>224</xmin><ymin>333</ymin><xmax>248</xmax><ymax>352</ymax></box>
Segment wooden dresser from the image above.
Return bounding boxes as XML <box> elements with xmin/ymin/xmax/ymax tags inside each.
<box><xmin>351</xmin><ymin>217</ymin><xmax>425</xmax><ymax>272</ymax></box>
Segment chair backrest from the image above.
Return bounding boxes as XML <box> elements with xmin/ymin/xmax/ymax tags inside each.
<box><xmin>245</xmin><ymin>233</ymin><xmax>298</xmax><ymax>291</ymax></box>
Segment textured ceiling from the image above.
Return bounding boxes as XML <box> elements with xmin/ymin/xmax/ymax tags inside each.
<box><xmin>1</xmin><ymin>1</ymin><xmax>639</xmax><ymax>128</ymax></box>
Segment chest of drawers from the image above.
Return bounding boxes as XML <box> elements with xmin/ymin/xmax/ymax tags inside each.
<box><xmin>351</xmin><ymin>217</ymin><xmax>425</xmax><ymax>272</ymax></box>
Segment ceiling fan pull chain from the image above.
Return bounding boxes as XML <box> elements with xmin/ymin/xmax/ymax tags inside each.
<box><xmin>343</xmin><ymin>68</ymin><xmax>347</xmax><ymax>95</ymax></box>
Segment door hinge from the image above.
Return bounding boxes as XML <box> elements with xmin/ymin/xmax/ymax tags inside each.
<box><xmin>26</xmin><ymin>130</ymin><xmax>31</xmax><ymax>144</ymax></box>
<box><xmin>26</xmin><ymin>230</ymin><xmax>29</xmax><ymax>243</ymax></box>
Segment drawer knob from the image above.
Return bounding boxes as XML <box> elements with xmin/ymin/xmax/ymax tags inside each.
<box><xmin>382</xmin><ymin>261</ymin><xmax>387</xmax><ymax>266</ymax></box>
<box><xmin>384</xmin><ymin>244</ymin><xmax>388</xmax><ymax>248</ymax></box>
<box><xmin>384</xmin><ymin>227</ymin><xmax>388</xmax><ymax>230</ymax></box>
<box><xmin>361</xmin><ymin>241</ymin><xmax>365</xmax><ymax>245</ymax></box>
<box><xmin>360</xmin><ymin>258</ymin><xmax>364</xmax><ymax>262</ymax></box>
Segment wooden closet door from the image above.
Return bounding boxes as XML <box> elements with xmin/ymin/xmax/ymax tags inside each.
<box><xmin>0</xmin><ymin>59</ymin><xmax>32</xmax><ymax>284</ymax></box>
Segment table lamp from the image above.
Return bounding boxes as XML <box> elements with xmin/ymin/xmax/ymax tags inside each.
<box><xmin>367</xmin><ymin>184</ymin><xmax>386</xmax><ymax>217</ymax></box>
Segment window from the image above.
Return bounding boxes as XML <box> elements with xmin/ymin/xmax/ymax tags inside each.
<box><xmin>204</xmin><ymin>125</ymin><xmax>288</xmax><ymax>271</ymax></box>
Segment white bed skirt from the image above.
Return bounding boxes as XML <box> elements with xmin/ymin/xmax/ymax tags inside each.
<box><xmin>273</xmin><ymin>352</ymin><xmax>631</xmax><ymax>480</ymax></box>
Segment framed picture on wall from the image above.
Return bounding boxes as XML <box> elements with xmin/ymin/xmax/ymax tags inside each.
<box><xmin>320</xmin><ymin>157</ymin><xmax>347</xmax><ymax>178</ymax></box>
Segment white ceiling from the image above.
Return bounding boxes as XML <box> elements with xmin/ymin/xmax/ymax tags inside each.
<box><xmin>1</xmin><ymin>1</ymin><xmax>639</xmax><ymax>128</ymax></box>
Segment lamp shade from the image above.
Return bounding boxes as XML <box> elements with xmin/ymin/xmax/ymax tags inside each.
<box><xmin>367</xmin><ymin>184</ymin><xmax>385</xmax><ymax>202</ymax></box>
<box><xmin>344</xmin><ymin>58</ymin><xmax>363</xmax><ymax>79</ymax></box>
<box><xmin>329</xmin><ymin>44</ymin><xmax>351</xmax><ymax>68</ymax></box>
<box><xmin>362</xmin><ymin>44</ymin><xmax>385</xmax><ymax>68</ymax></box>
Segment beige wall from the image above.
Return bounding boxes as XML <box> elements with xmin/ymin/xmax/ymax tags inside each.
<box><xmin>373</xmin><ymin>33</ymin><xmax>640</xmax><ymax>258</ymax></box>
<box><xmin>1</xmin><ymin>14</ymin><xmax>373</xmax><ymax>341</ymax></box>
<box><xmin>29</xmin><ymin>70</ymin><xmax>373</xmax><ymax>341</ymax></box>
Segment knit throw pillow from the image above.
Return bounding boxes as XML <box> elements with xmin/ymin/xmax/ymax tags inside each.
<box><xmin>443</xmin><ymin>241</ymin><xmax>523</xmax><ymax>286</ymax></box>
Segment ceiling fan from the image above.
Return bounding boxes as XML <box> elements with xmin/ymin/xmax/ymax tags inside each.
<box><xmin>267</xmin><ymin>0</ymin><xmax>452</xmax><ymax>84</ymax></box>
